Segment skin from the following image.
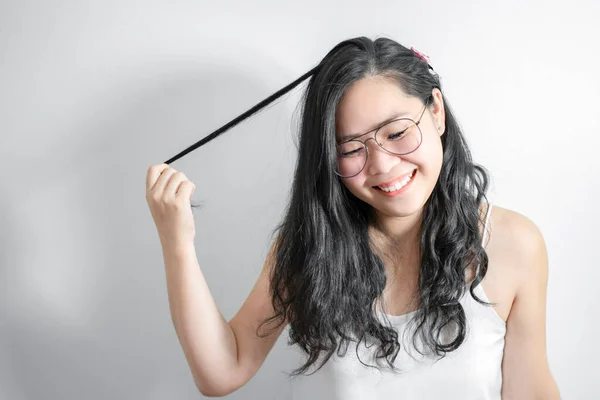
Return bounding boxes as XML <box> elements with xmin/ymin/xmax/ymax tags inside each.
<box><xmin>335</xmin><ymin>76</ymin><xmax>561</xmax><ymax>399</ymax></box>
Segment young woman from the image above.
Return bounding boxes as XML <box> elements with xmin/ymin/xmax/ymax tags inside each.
<box><xmin>145</xmin><ymin>36</ymin><xmax>560</xmax><ymax>399</ymax></box>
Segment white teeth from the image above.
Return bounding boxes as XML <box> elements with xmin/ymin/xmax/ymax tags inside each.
<box><xmin>378</xmin><ymin>171</ymin><xmax>415</xmax><ymax>192</ymax></box>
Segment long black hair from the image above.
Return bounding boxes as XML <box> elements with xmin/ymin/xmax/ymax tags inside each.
<box><xmin>180</xmin><ymin>36</ymin><xmax>491</xmax><ymax>376</ymax></box>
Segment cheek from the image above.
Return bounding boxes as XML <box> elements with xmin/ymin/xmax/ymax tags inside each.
<box><xmin>412</xmin><ymin>135</ymin><xmax>444</xmax><ymax>173</ymax></box>
<box><xmin>341</xmin><ymin>177</ymin><xmax>364</xmax><ymax>193</ymax></box>
<box><xmin>430</xmin><ymin>140</ymin><xmax>444</xmax><ymax>172</ymax></box>
<box><xmin>340</xmin><ymin>177</ymin><xmax>370</xmax><ymax>200</ymax></box>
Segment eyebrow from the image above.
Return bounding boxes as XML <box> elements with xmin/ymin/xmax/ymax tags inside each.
<box><xmin>337</xmin><ymin>111</ymin><xmax>411</xmax><ymax>142</ymax></box>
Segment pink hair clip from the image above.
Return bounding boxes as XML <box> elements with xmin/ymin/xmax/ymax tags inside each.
<box><xmin>411</xmin><ymin>47</ymin><xmax>431</xmax><ymax>64</ymax></box>
<box><xmin>411</xmin><ymin>47</ymin><xmax>437</xmax><ymax>76</ymax></box>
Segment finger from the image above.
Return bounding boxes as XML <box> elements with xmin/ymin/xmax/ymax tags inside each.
<box><xmin>176</xmin><ymin>180</ymin><xmax>195</xmax><ymax>202</ymax></box>
<box><xmin>146</xmin><ymin>163</ymin><xmax>170</xmax><ymax>191</ymax></box>
<box><xmin>164</xmin><ymin>171</ymin><xmax>187</xmax><ymax>201</ymax></box>
<box><xmin>154</xmin><ymin>167</ymin><xmax>178</xmax><ymax>198</ymax></box>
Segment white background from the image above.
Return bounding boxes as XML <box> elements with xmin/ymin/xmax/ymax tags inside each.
<box><xmin>1</xmin><ymin>0</ymin><xmax>598</xmax><ymax>398</ymax></box>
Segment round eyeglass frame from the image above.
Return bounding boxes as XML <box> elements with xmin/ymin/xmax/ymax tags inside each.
<box><xmin>334</xmin><ymin>100</ymin><xmax>430</xmax><ymax>178</ymax></box>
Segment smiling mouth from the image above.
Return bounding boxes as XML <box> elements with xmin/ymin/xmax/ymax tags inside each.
<box><xmin>373</xmin><ymin>169</ymin><xmax>417</xmax><ymax>193</ymax></box>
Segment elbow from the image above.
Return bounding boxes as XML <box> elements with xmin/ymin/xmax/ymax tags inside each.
<box><xmin>198</xmin><ymin>389</ymin><xmax>228</xmax><ymax>398</ymax></box>
<box><xmin>195</xmin><ymin>373</ymin><xmax>244</xmax><ymax>398</ymax></box>
<box><xmin>190</xmin><ymin>354</ymin><xmax>248</xmax><ymax>397</ymax></box>
<box><xmin>196</xmin><ymin>382</ymin><xmax>234</xmax><ymax>398</ymax></box>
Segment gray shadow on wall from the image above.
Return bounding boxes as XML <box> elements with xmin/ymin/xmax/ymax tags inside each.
<box><xmin>2</xmin><ymin>60</ymin><xmax>306</xmax><ymax>399</ymax></box>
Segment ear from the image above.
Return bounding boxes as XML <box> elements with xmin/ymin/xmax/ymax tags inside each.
<box><xmin>431</xmin><ymin>88</ymin><xmax>446</xmax><ymax>136</ymax></box>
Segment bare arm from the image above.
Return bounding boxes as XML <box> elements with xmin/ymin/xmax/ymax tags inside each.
<box><xmin>163</xmin><ymin>240</ymin><xmax>287</xmax><ymax>397</ymax></box>
<box><xmin>501</xmin><ymin>213</ymin><xmax>560</xmax><ymax>399</ymax></box>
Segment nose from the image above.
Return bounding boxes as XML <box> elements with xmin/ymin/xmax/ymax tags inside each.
<box><xmin>364</xmin><ymin>138</ymin><xmax>402</xmax><ymax>176</ymax></box>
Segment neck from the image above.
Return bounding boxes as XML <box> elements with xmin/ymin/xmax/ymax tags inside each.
<box><xmin>371</xmin><ymin>208</ymin><xmax>424</xmax><ymax>252</ymax></box>
<box><xmin>369</xmin><ymin>209</ymin><xmax>424</xmax><ymax>314</ymax></box>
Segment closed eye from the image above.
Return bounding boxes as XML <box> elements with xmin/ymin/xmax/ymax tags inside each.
<box><xmin>388</xmin><ymin>130</ymin><xmax>408</xmax><ymax>140</ymax></box>
<box><xmin>341</xmin><ymin>148</ymin><xmax>364</xmax><ymax>157</ymax></box>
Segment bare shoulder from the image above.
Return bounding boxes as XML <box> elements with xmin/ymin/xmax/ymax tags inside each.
<box><xmin>494</xmin><ymin>206</ymin><xmax>550</xmax><ymax>294</ymax></box>
<box><xmin>486</xmin><ymin>205</ymin><xmax>547</xmax><ymax>264</ymax></box>
<box><xmin>479</xmin><ymin>204</ymin><xmax>548</xmax><ymax>321</ymax></box>
<box><xmin>490</xmin><ymin>207</ymin><xmax>559</xmax><ymax>397</ymax></box>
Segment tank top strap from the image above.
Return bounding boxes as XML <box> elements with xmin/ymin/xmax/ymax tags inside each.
<box><xmin>471</xmin><ymin>202</ymin><xmax>493</xmax><ymax>291</ymax></box>
<box><xmin>481</xmin><ymin>203</ymin><xmax>493</xmax><ymax>248</ymax></box>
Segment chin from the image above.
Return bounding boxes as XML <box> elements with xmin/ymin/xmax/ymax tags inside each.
<box><xmin>372</xmin><ymin>198</ymin><xmax>425</xmax><ymax>219</ymax></box>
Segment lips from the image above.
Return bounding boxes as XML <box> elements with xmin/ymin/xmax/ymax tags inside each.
<box><xmin>372</xmin><ymin>169</ymin><xmax>417</xmax><ymax>197</ymax></box>
<box><xmin>372</xmin><ymin>169</ymin><xmax>417</xmax><ymax>189</ymax></box>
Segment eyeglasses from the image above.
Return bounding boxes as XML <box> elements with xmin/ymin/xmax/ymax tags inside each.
<box><xmin>335</xmin><ymin>101</ymin><xmax>429</xmax><ymax>178</ymax></box>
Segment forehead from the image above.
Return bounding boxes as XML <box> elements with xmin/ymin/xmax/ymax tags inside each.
<box><xmin>336</xmin><ymin>77</ymin><xmax>418</xmax><ymax>136</ymax></box>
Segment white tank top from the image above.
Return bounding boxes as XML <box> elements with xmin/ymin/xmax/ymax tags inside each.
<box><xmin>288</xmin><ymin>204</ymin><xmax>505</xmax><ymax>399</ymax></box>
